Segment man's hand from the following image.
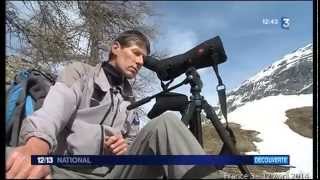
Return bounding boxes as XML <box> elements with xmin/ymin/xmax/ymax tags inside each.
<box><xmin>104</xmin><ymin>134</ymin><xmax>128</xmax><ymax>155</ymax></box>
<box><xmin>6</xmin><ymin>137</ymin><xmax>51</xmax><ymax>179</ymax></box>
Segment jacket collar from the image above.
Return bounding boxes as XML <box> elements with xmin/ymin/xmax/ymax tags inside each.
<box><xmin>102</xmin><ymin>61</ymin><xmax>125</xmax><ymax>86</ymax></box>
<box><xmin>93</xmin><ymin>62</ymin><xmax>134</xmax><ymax>102</ymax></box>
<box><xmin>93</xmin><ymin>63</ymin><xmax>110</xmax><ymax>92</ymax></box>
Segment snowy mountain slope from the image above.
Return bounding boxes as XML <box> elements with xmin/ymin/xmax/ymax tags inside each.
<box><xmin>227</xmin><ymin>43</ymin><xmax>313</xmax><ymax>113</ymax></box>
<box><xmin>228</xmin><ymin>94</ymin><xmax>313</xmax><ymax>177</ymax></box>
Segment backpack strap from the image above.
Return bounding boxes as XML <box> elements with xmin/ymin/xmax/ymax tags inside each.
<box><xmin>25</xmin><ymin>95</ymin><xmax>34</xmax><ymax>117</ymax></box>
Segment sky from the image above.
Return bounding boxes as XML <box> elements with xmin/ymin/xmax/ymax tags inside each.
<box><xmin>6</xmin><ymin>1</ymin><xmax>314</xmax><ymax>120</ymax></box>
<box><xmin>145</xmin><ymin>1</ymin><xmax>313</xmax><ymax>106</ymax></box>
<box><xmin>228</xmin><ymin>94</ymin><xmax>313</xmax><ymax>177</ymax></box>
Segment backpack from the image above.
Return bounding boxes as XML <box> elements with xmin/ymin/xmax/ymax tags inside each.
<box><xmin>6</xmin><ymin>69</ymin><xmax>56</xmax><ymax>146</ymax></box>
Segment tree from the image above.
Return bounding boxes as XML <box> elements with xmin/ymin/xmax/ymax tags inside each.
<box><xmin>6</xmin><ymin>1</ymin><xmax>163</xmax><ymax>120</ymax></box>
<box><xmin>6</xmin><ymin>1</ymin><xmax>157</xmax><ymax>66</ymax></box>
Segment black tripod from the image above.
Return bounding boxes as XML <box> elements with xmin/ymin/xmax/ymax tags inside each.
<box><xmin>181</xmin><ymin>68</ymin><xmax>252</xmax><ymax>178</ymax></box>
<box><xmin>127</xmin><ymin>67</ymin><xmax>252</xmax><ymax>178</ymax></box>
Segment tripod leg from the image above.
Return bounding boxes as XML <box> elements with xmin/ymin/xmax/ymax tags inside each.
<box><xmin>181</xmin><ymin>102</ymin><xmax>203</xmax><ymax>146</ymax></box>
<box><xmin>202</xmin><ymin>100</ymin><xmax>252</xmax><ymax>178</ymax></box>
<box><xmin>181</xmin><ymin>102</ymin><xmax>196</xmax><ymax>125</ymax></box>
<box><xmin>189</xmin><ymin>107</ymin><xmax>203</xmax><ymax>147</ymax></box>
<box><xmin>195</xmin><ymin>109</ymin><xmax>203</xmax><ymax>147</ymax></box>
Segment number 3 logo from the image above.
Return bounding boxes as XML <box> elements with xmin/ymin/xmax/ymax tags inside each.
<box><xmin>281</xmin><ymin>17</ymin><xmax>290</xmax><ymax>29</ymax></box>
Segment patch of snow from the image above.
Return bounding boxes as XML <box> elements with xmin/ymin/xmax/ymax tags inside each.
<box><xmin>229</xmin><ymin>94</ymin><xmax>313</xmax><ymax>177</ymax></box>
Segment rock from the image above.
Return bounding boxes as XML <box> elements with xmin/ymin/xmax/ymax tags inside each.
<box><xmin>285</xmin><ymin>106</ymin><xmax>313</xmax><ymax>138</ymax></box>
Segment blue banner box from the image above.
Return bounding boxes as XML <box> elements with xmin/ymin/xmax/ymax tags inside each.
<box><xmin>31</xmin><ymin>155</ymin><xmax>289</xmax><ymax>166</ymax></box>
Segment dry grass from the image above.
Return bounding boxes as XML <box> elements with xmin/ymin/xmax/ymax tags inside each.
<box><xmin>202</xmin><ymin>122</ymin><xmax>262</xmax><ymax>155</ymax></box>
<box><xmin>202</xmin><ymin>121</ymin><xmax>291</xmax><ymax>177</ymax></box>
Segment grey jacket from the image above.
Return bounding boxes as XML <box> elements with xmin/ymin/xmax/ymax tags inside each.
<box><xmin>20</xmin><ymin>62</ymin><xmax>140</xmax><ymax>155</ymax></box>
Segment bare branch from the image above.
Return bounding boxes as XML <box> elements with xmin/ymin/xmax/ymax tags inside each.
<box><xmin>6</xmin><ymin>1</ymin><xmax>160</xmax><ymax>117</ymax></box>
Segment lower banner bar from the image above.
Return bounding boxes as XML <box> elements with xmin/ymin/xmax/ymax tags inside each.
<box><xmin>31</xmin><ymin>155</ymin><xmax>289</xmax><ymax>166</ymax></box>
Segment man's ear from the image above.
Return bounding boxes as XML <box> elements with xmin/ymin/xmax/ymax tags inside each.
<box><xmin>111</xmin><ymin>41</ymin><xmax>121</xmax><ymax>55</ymax></box>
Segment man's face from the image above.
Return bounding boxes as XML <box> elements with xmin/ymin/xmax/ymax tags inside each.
<box><xmin>110</xmin><ymin>41</ymin><xmax>147</xmax><ymax>79</ymax></box>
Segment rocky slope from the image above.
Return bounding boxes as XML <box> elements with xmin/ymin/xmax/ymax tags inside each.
<box><xmin>226</xmin><ymin>43</ymin><xmax>313</xmax><ymax>113</ymax></box>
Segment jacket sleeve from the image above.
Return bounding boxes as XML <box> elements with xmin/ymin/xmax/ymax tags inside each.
<box><xmin>19</xmin><ymin>64</ymin><xmax>87</xmax><ymax>153</ymax></box>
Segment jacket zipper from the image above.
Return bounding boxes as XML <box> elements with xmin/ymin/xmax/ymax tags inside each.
<box><xmin>99</xmin><ymin>89</ymin><xmax>115</xmax><ymax>155</ymax></box>
<box><xmin>99</xmin><ymin>89</ymin><xmax>114</xmax><ymax>125</ymax></box>
<box><xmin>99</xmin><ymin>88</ymin><xmax>120</xmax><ymax>155</ymax></box>
<box><xmin>100</xmin><ymin>125</ymin><xmax>104</xmax><ymax>155</ymax></box>
<box><xmin>110</xmin><ymin>97</ymin><xmax>120</xmax><ymax>127</ymax></box>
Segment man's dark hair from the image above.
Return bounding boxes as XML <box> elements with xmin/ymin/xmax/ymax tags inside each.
<box><xmin>109</xmin><ymin>30</ymin><xmax>150</xmax><ymax>60</ymax></box>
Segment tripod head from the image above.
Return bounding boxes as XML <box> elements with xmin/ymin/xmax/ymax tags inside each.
<box><xmin>127</xmin><ymin>67</ymin><xmax>202</xmax><ymax>112</ymax></box>
<box><xmin>146</xmin><ymin>67</ymin><xmax>204</xmax><ymax>119</ymax></box>
<box><xmin>186</xmin><ymin>67</ymin><xmax>203</xmax><ymax>94</ymax></box>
